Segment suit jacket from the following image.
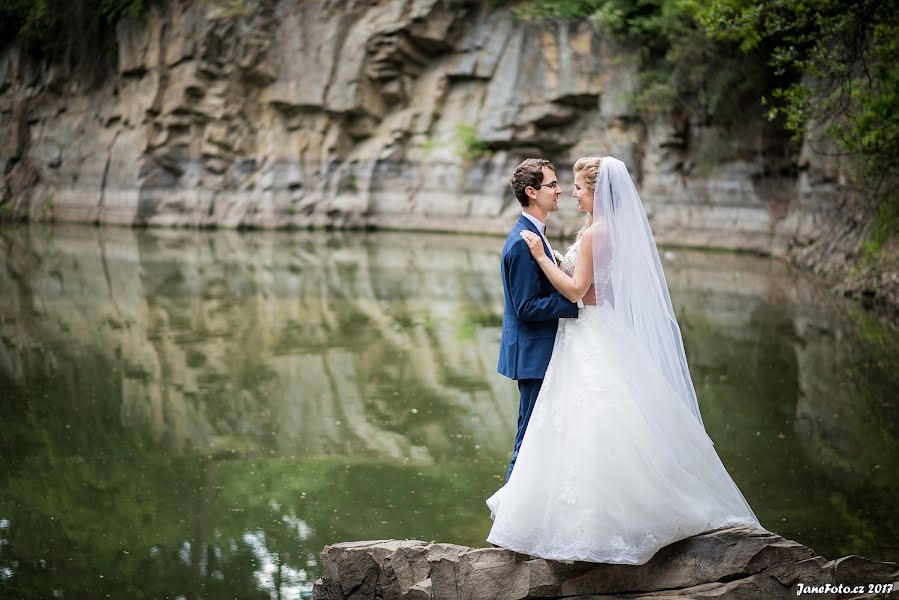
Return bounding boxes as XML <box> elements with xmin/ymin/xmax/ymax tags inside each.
<box><xmin>497</xmin><ymin>214</ymin><xmax>579</xmax><ymax>380</ymax></box>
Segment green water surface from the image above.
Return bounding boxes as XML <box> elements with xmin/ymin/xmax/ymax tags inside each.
<box><xmin>1</xmin><ymin>224</ymin><xmax>897</xmax><ymax>599</ymax></box>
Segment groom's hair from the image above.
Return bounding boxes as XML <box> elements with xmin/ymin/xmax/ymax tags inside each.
<box><xmin>511</xmin><ymin>158</ymin><xmax>555</xmax><ymax>207</ymax></box>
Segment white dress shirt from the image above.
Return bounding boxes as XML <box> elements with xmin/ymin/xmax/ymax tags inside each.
<box><xmin>521</xmin><ymin>211</ymin><xmax>555</xmax><ymax>257</ymax></box>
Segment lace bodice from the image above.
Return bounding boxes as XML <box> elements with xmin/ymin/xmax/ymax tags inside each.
<box><xmin>561</xmin><ymin>237</ymin><xmax>581</xmax><ymax>276</ymax></box>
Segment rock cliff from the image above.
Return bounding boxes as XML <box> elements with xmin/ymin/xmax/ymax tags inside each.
<box><xmin>0</xmin><ymin>0</ymin><xmax>895</xmax><ymax>312</ymax></box>
<box><xmin>312</xmin><ymin>528</ymin><xmax>899</xmax><ymax>599</ymax></box>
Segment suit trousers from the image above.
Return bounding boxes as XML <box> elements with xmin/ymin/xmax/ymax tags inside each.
<box><xmin>506</xmin><ymin>378</ymin><xmax>543</xmax><ymax>482</ymax></box>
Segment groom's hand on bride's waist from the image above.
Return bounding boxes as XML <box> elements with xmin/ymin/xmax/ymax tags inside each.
<box><xmin>581</xmin><ymin>287</ymin><xmax>597</xmax><ymax>305</ymax></box>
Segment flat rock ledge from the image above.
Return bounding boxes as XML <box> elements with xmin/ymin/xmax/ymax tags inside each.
<box><xmin>312</xmin><ymin>527</ymin><xmax>899</xmax><ymax>600</ymax></box>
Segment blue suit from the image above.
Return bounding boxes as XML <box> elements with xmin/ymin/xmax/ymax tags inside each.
<box><xmin>497</xmin><ymin>214</ymin><xmax>578</xmax><ymax>480</ymax></box>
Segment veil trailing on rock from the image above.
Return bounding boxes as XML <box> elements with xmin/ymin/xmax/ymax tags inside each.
<box><xmin>591</xmin><ymin>157</ymin><xmax>706</xmax><ymax>430</ymax></box>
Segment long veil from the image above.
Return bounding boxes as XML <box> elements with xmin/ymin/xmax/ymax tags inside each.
<box><xmin>591</xmin><ymin>157</ymin><xmax>707</xmax><ymax>430</ymax></box>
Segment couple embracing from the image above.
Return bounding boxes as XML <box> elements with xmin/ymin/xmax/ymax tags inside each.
<box><xmin>486</xmin><ymin>157</ymin><xmax>763</xmax><ymax>565</ymax></box>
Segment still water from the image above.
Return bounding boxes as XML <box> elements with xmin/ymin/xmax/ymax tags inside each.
<box><xmin>1</xmin><ymin>224</ymin><xmax>897</xmax><ymax>598</ymax></box>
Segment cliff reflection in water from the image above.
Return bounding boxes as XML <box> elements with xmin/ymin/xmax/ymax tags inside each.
<box><xmin>0</xmin><ymin>224</ymin><xmax>897</xmax><ymax>598</ymax></box>
<box><xmin>2</xmin><ymin>225</ymin><xmax>513</xmax><ymax>461</ymax></box>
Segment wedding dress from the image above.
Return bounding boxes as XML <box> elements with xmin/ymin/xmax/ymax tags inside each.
<box><xmin>485</xmin><ymin>236</ymin><xmax>762</xmax><ymax>565</ymax></box>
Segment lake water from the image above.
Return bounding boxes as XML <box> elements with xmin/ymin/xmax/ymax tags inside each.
<box><xmin>1</xmin><ymin>224</ymin><xmax>897</xmax><ymax>598</ymax></box>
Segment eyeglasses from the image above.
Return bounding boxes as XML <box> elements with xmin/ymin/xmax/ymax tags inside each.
<box><xmin>532</xmin><ymin>181</ymin><xmax>559</xmax><ymax>190</ymax></box>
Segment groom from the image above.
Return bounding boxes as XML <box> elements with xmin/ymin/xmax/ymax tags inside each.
<box><xmin>498</xmin><ymin>158</ymin><xmax>580</xmax><ymax>481</ymax></box>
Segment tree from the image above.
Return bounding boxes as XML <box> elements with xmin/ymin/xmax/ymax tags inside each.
<box><xmin>518</xmin><ymin>0</ymin><xmax>898</xmax><ymax>249</ymax></box>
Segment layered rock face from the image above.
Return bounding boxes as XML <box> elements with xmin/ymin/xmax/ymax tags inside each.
<box><xmin>0</xmin><ymin>0</ymin><xmax>847</xmax><ymax>242</ymax></box>
<box><xmin>3</xmin><ymin>0</ymin><xmax>893</xmax><ymax>307</ymax></box>
<box><xmin>313</xmin><ymin>528</ymin><xmax>899</xmax><ymax>599</ymax></box>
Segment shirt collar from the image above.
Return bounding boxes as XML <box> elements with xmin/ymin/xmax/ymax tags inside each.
<box><xmin>521</xmin><ymin>211</ymin><xmax>546</xmax><ymax>235</ymax></box>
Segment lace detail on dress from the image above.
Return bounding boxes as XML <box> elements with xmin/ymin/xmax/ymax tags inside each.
<box><xmin>487</xmin><ymin>516</ymin><xmax>760</xmax><ymax>565</ymax></box>
<box><xmin>558</xmin><ymin>463</ymin><xmax>577</xmax><ymax>505</ymax></box>
<box><xmin>563</xmin><ymin>233</ymin><xmax>614</xmax><ymax>306</ymax></box>
<box><xmin>561</xmin><ymin>239</ymin><xmax>580</xmax><ymax>276</ymax></box>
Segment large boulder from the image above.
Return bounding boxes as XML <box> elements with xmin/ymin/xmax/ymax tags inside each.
<box><xmin>313</xmin><ymin>527</ymin><xmax>899</xmax><ymax>599</ymax></box>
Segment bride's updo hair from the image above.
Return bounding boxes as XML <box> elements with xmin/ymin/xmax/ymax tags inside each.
<box><xmin>573</xmin><ymin>156</ymin><xmax>602</xmax><ymax>189</ymax></box>
<box><xmin>573</xmin><ymin>156</ymin><xmax>602</xmax><ymax>239</ymax></box>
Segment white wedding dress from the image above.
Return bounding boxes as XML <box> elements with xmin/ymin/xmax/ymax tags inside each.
<box><xmin>486</xmin><ymin>238</ymin><xmax>762</xmax><ymax>565</ymax></box>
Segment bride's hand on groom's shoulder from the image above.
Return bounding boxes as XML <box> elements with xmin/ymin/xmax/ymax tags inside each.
<box><xmin>520</xmin><ymin>231</ymin><xmax>546</xmax><ymax>261</ymax></box>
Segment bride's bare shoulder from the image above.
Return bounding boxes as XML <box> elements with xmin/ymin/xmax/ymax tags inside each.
<box><xmin>579</xmin><ymin>223</ymin><xmax>606</xmax><ymax>248</ymax></box>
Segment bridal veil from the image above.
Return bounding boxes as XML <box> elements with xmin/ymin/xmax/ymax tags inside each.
<box><xmin>591</xmin><ymin>157</ymin><xmax>706</xmax><ymax>429</ymax></box>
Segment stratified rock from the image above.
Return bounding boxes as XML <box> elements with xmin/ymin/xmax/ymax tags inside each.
<box><xmin>427</xmin><ymin>543</ymin><xmax>470</xmax><ymax>600</ymax></box>
<box><xmin>1</xmin><ymin>0</ymin><xmax>895</xmax><ymax>309</ymax></box>
<box><xmin>312</xmin><ymin>527</ymin><xmax>899</xmax><ymax>600</ymax></box>
<box><xmin>382</xmin><ymin>544</ymin><xmax>431</xmax><ymax>600</ymax></box>
<box><xmin>558</xmin><ymin>528</ymin><xmax>816</xmax><ymax>595</ymax></box>
<box><xmin>0</xmin><ymin>0</ymin><xmax>826</xmax><ymax>241</ymax></box>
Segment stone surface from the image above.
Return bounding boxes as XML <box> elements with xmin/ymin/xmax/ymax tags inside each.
<box><xmin>313</xmin><ymin>528</ymin><xmax>899</xmax><ymax>599</ymax></box>
<box><xmin>0</xmin><ymin>0</ymin><xmax>895</xmax><ymax>313</ymax></box>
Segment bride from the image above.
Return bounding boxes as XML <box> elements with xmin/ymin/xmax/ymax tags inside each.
<box><xmin>485</xmin><ymin>156</ymin><xmax>763</xmax><ymax>564</ymax></box>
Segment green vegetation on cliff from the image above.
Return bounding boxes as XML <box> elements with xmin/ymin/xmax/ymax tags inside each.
<box><xmin>692</xmin><ymin>0</ymin><xmax>899</xmax><ymax>257</ymax></box>
<box><xmin>519</xmin><ymin>0</ymin><xmax>775</xmax><ymax>122</ymax></box>
<box><xmin>519</xmin><ymin>0</ymin><xmax>897</xmax><ymax>165</ymax></box>
<box><xmin>520</xmin><ymin>0</ymin><xmax>899</xmax><ymax>250</ymax></box>
<box><xmin>692</xmin><ymin>0</ymin><xmax>898</xmax><ymax>172</ymax></box>
<box><xmin>0</xmin><ymin>0</ymin><xmax>148</xmax><ymax>74</ymax></box>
